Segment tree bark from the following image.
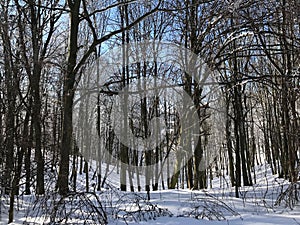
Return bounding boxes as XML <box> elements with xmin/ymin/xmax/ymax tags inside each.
<box><xmin>58</xmin><ymin>0</ymin><xmax>81</xmax><ymax>195</ymax></box>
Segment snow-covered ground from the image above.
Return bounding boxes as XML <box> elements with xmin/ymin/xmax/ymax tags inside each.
<box><xmin>1</xmin><ymin>162</ymin><xmax>300</xmax><ymax>224</ymax></box>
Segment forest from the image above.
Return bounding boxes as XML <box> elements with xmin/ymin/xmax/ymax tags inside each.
<box><xmin>0</xmin><ymin>0</ymin><xmax>300</xmax><ymax>224</ymax></box>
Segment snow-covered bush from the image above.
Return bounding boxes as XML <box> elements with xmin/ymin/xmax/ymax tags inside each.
<box><xmin>25</xmin><ymin>191</ymin><xmax>107</xmax><ymax>224</ymax></box>
<box><xmin>179</xmin><ymin>191</ymin><xmax>239</xmax><ymax>221</ymax></box>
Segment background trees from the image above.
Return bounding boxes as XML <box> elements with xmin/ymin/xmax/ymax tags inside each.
<box><xmin>0</xmin><ymin>0</ymin><xmax>299</xmax><ymax>223</ymax></box>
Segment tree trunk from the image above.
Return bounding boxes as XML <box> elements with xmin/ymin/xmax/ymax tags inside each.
<box><xmin>1</xmin><ymin>4</ymin><xmax>16</xmax><ymax>195</ymax></box>
<box><xmin>58</xmin><ymin>0</ymin><xmax>81</xmax><ymax>195</ymax></box>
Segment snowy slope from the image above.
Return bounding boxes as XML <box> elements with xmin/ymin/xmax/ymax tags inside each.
<box><xmin>1</xmin><ymin>161</ymin><xmax>300</xmax><ymax>225</ymax></box>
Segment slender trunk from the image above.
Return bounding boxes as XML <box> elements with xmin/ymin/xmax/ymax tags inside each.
<box><xmin>1</xmin><ymin>6</ymin><xmax>15</xmax><ymax>195</ymax></box>
<box><xmin>25</xmin><ymin>123</ymin><xmax>33</xmax><ymax>195</ymax></box>
<box><xmin>57</xmin><ymin>0</ymin><xmax>81</xmax><ymax>195</ymax></box>
<box><xmin>225</xmin><ymin>95</ymin><xmax>235</xmax><ymax>187</ymax></box>
<box><xmin>119</xmin><ymin>2</ymin><xmax>129</xmax><ymax>192</ymax></box>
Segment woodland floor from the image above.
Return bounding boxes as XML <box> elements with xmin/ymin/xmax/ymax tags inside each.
<box><xmin>1</xmin><ymin>163</ymin><xmax>300</xmax><ymax>225</ymax></box>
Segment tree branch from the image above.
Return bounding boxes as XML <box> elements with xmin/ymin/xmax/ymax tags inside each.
<box><xmin>74</xmin><ymin>2</ymin><xmax>161</xmax><ymax>76</ymax></box>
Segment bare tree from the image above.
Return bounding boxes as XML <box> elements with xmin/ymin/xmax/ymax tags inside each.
<box><xmin>57</xmin><ymin>0</ymin><xmax>160</xmax><ymax>195</ymax></box>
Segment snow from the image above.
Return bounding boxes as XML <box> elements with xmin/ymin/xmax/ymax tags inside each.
<box><xmin>129</xmin><ymin>215</ymin><xmax>300</xmax><ymax>225</ymax></box>
<box><xmin>1</xmin><ymin>162</ymin><xmax>300</xmax><ymax>224</ymax></box>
